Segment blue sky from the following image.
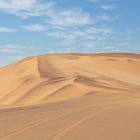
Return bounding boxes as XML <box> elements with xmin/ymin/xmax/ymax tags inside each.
<box><xmin>0</xmin><ymin>0</ymin><xmax>140</xmax><ymax>66</ymax></box>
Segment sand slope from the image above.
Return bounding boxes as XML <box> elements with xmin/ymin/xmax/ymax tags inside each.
<box><xmin>0</xmin><ymin>53</ymin><xmax>140</xmax><ymax>140</ymax></box>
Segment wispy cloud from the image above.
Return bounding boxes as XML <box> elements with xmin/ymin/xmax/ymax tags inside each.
<box><xmin>0</xmin><ymin>0</ymin><xmax>92</xmax><ymax>28</ymax></box>
<box><xmin>0</xmin><ymin>44</ymin><xmax>24</xmax><ymax>53</ymax></box>
<box><xmin>0</xmin><ymin>27</ymin><xmax>17</xmax><ymax>32</ymax></box>
<box><xmin>22</xmin><ymin>24</ymin><xmax>47</xmax><ymax>32</ymax></box>
<box><xmin>86</xmin><ymin>27</ymin><xmax>112</xmax><ymax>34</ymax></box>
<box><xmin>89</xmin><ymin>0</ymin><xmax>119</xmax><ymax>4</ymax></box>
<box><xmin>0</xmin><ymin>0</ymin><xmax>121</xmax><ymax>57</ymax></box>
<box><xmin>0</xmin><ymin>0</ymin><xmax>53</xmax><ymax>18</ymax></box>
<box><xmin>101</xmin><ymin>4</ymin><xmax>116</xmax><ymax>11</ymax></box>
<box><xmin>48</xmin><ymin>27</ymin><xmax>112</xmax><ymax>40</ymax></box>
<box><xmin>48</xmin><ymin>9</ymin><xmax>92</xmax><ymax>27</ymax></box>
<box><xmin>47</xmin><ymin>26</ymin><xmax>113</xmax><ymax>53</ymax></box>
<box><xmin>1</xmin><ymin>48</ymin><xmax>23</xmax><ymax>53</ymax></box>
<box><xmin>97</xmin><ymin>15</ymin><xmax>118</xmax><ymax>21</ymax></box>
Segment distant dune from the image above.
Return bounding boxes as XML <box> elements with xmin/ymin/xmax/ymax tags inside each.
<box><xmin>0</xmin><ymin>53</ymin><xmax>140</xmax><ymax>140</ymax></box>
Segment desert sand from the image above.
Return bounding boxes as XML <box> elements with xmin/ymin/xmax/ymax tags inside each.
<box><xmin>0</xmin><ymin>53</ymin><xmax>140</xmax><ymax>140</ymax></box>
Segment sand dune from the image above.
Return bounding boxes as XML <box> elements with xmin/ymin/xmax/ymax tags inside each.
<box><xmin>0</xmin><ymin>53</ymin><xmax>140</xmax><ymax>140</ymax></box>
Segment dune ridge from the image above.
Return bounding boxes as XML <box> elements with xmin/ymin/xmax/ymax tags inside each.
<box><xmin>0</xmin><ymin>53</ymin><xmax>140</xmax><ymax>107</ymax></box>
<box><xmin>0</xmin><ymin>53</ymin><xmax>140</xmax><ymax>140</ymax></box>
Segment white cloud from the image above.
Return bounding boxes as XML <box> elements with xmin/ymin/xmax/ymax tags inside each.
<box><xmin>0</xmin><ymin>0</ymin><xmax>92</xmax><ymax>28</ymax></box>
<box><xmin>0</xmin><ymin>0</ymin><xmax>53</xmax><ymax>18</ymax></box>
<box><xmin>101</xmin><ymin>4</ymin><xmax>116</xmax><ymax>10</ymax></box>
<box><xmin>86</xmin><ymin>27</ymin><xmax>112</xmax><ymax>34</ymax></box>
<box><xmin>0</xmin><ymin>44</ymin><xmax>25</xmax><ymax>53</ymax></box>
<box><xmin>97</xmin><ymin>15</ymin><xmax>118</xmax><ymax>21</ymax></box>
<box><xmin>1</xmin><ymin>48</ymin><xmax>23</xmax><ymax>53</ymax></box>
<box><xmin>47</xmin><ymin>26</ymin><xmax>113</xmax><ymax>51</ymax></box>
<box><xmin>48</xmin><ymin>9</ymin><xmax>92</xmax><ymax>27</ymax></box>
<box><xmin>0</xmin><ymin>1</ymin><xmax>118</xmax><ymax>55</ymax></box>
<box><xmin>46</xmin><ymin>46</ymin><xmax>76</xmax><ymax>54</ymax></box>
<box><xmin>0</xmin><ymin>27</ymin><xmax>17</xmax><ymax>32</ymax></box>
<box><xmin>3</xmin><ymin>44</ymin><xmax>25</xmax><ymax>49</ymax></box>
<box><xmin>23</xmin><ymin>24</ymin><xmax>47</xmax><ymax>32</ymax></box>
<box><xmin>89</xmin><ymin>0</ymin><xmax>119</xmax><ymax>4</ymax></box>
<box><xmin>0</xmin><ymin>0</ymin><xmax>36</xmax><ymax>10</ymax></box>
<box><xmin>48</xmin><ymin>27</ymin><xmax>112</xmax><ymax>40</ymax></box>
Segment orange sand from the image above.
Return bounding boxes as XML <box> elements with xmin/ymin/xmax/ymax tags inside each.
<box><xmin>0</xmin><ymin>53</ymin><xmax>140</xmax><ymax>140</ymax></box>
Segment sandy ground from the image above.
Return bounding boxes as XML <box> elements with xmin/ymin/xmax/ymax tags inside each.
<box><xmin>0</xmin><ymin>53</ymin><xmax>140</xmax><ymax>140</ymax></box>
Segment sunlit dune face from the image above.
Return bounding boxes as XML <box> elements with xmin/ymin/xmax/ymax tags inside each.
<box><xmin>0</xmin><ymin>53</ymin><xmax>139</xmax><ymax>107</ymax></box>
<box><xmin>0</xmin><ymin>53</ymin><xmax>140</xmax><ymax>140</ymax></box>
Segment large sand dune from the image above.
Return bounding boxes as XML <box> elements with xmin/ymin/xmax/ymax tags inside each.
<box><xmin>0</xmin><ymin>53</ymin><xmax>140</xmax><ymax>140</ymax></box>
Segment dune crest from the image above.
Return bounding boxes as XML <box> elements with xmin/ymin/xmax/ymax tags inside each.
<box><xmin>0</xmin><ymin>53</ymin><xmax>140</xmax><ymax>140</ymax></box>
<box><xmin>0</xmin><ymin>53</ymin><xmax>140</xmax><ymax>107</ymax></box>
